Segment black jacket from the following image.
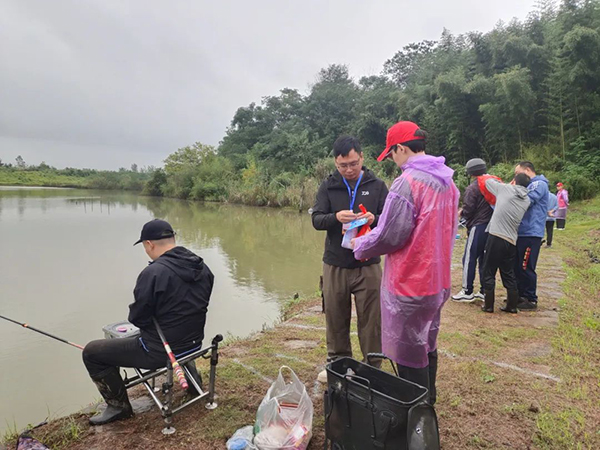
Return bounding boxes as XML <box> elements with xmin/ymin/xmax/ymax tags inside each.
<box><xmin>128</xmin><ymin>246</ymin><xmax>214</xmax><ymax>353</ymax></box>
<box><xmin>312</xmin><ymin>167</ymin><xmax>388</xmax><ymax>268</ymax></box>
<box><xmin>461</xmin><ymin>180</ymin><xmax>493</xmax><ymax>230</ymax></box>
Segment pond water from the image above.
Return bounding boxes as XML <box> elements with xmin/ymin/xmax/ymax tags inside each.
<box><xmin>0</xmin><ymin>187</ymin><xmax>323</xmax><ymax>432</ymax></box>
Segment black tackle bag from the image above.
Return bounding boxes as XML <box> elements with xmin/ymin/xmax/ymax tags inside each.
<box><xmin>323</xmin><ymin>357</ymin><xmax>440</xmax><ymax>450</ymax></box>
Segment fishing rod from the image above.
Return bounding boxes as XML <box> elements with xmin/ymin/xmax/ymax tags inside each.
<box><xmin>152</xmin><ymin>317</ymin><xmax>188</xmax><ymax>391</ymax></box>
<box><xmin>0</xmin><ymin>314</ymin><xmax>84</xmax><ymax>350</ymax></box>
<box><xmin>1</xmin><ymin>313</ymin><xmax>189</xmax><ymax>391</ymax></box>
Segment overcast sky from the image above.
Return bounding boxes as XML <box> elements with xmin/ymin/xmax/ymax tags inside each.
<box><xmin>1</xmin><ymin>0</ymin><xmax>536</xmax><ymax>170</ymax></box>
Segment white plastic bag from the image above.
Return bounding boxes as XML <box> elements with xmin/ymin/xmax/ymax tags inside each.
<box><xmin>226</xmin><ymin>425</ymin><xmax>257</xmax><ymax>450</ymax></box>
<box><xmin>254</xmin><ymin>366</ymin><xmax>313</xmax><ymax>450</ymax></box>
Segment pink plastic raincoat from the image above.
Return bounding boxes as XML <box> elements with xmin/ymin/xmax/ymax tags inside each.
<box><xmin>354</xmin><ymin>155</ymin><xmax>459</xmax><ymax>368</ymax></box>
<box><xmin>556</xmin><ymin>189</ymin><xmax>569</xmax><ymax>219</ymax></box>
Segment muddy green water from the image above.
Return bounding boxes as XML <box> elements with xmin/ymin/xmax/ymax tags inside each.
<box><xmin>0</xmin><ymin>187</ymin><xmax>323</xmax><ymax>433</ymax></box>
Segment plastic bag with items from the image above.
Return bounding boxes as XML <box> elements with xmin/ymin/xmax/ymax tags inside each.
<box><xmin>254</xmin><ymin>366</ymin><xmax>313</xmax><ymax>450</ymax></box>
<box><xmin>226</xmin><ymin>425</ymin><xmax>257</xmax><ymax>450</ymax></box>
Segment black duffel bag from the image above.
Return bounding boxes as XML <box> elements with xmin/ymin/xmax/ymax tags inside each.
<box><xmin>323</xmin><ymin>356</ymin><xmax>440</xmax><ymax>450</ymax></box>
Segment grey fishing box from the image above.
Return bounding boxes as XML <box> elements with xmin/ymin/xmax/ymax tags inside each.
<box><xmin>102</xmin><ymin>321</ymin><xmax>140</xmax><ymax>339</ymax></box>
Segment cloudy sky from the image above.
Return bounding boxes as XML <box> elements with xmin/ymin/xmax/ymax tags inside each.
<box><xmin>1</xmin><ymin>0</ymin><xmax>535</xmax><ymax>170</ymax></box>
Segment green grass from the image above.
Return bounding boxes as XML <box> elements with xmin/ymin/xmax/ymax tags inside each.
<box><xmin>532</xmin><ymin>196</ymin><xmax>600</xmax><ymax>449</ymax></box>
<box><xmin>0</xmin><ymin>170</ymin><xmax>86</xmax><ymax>188</ymax></box>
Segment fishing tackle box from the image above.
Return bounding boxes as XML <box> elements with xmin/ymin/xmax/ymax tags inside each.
<box><xmin>324</xmin><ymin>357</ymin><xmax>440</xmax><ymax>450</ymax></box>
<box><xmin>102</xmin><ymin>320</ymin><xmax>140</xmax><ymax>339</ymax></box>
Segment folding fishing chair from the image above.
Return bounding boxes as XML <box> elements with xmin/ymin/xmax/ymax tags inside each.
<box><xmin>123</xmin><ymin>334</ymin><xmax>223</xmax><ymax>434</ymax></box>
<box><xmin>103</xmin><ymin>321</ymin><xmax>223</xmax><ymax>434</ymax></box>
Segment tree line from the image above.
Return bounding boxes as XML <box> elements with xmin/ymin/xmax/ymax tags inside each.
<box><xmin>0</xmin><ymin>157</ymin><xmax>150</xmax><ymax>191</ymax></box>
<box><xmin>151</xmin><ymin>0</ymin><xmax>600</xmax><ymax>204</ymax></box>
<box><xmin>3</xmin><ymin>0</ymin><xmax>600</xmax><ymax>204</ymax></box>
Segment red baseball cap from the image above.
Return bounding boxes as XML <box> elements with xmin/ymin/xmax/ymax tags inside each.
<box><xmin>556</xmin><ymin>182</ymin><xmax>564</xmax><ymax>187</ymax></box>
<box><xmin>377</xmin><ymin>121</ymin><xmax>426</xmax><ymax>161</ymax></box>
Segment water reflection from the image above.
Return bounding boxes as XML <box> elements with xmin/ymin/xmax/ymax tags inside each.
<box><xmin>0</xmin><ymin>187</ymin><xmax>323</xmax><ymax>432</ymax></box>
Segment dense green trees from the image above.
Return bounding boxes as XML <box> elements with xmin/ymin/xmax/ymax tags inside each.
<box><xmin>3</xmin><ymin>1</ymin><xmax>599</xmax><ymax>204</ymax></box>
<box><xmin>190</xmin><ymin>0</ymin><xmax>599</xmax><ymax>204</ymax></box>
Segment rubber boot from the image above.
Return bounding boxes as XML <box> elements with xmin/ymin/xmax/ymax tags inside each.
<box><xmin>500</xmin><ymin>290</ymin><xmax>519</xmax><ymax>313</ymax></box>
<box><xmin>397</xmin><ymin>364</ymin><xmax>431</xmax><ymax>404</ymax></box>
<box><xmin>481</xmin><ymin>290</ymin><xmax>494</xmax><ymax>313</ymax></box>
<box><xmin>89</xmin><ymin>368</ymin><xmax>133</xmax><ymax>426</ymax></box>
<box><xmin>184</xmin><ymin>361</ymin><xmax>203</xmax><ymax>396</ymax></box>
<box><xmin>427</xmin><ymin>350</ymin><xmax>438</xmax><ymax>406</ymax></box>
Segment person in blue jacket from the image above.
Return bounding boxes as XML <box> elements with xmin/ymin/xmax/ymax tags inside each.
<box><xmin>514</xmin><ymin>162</ymin><xmax>549</xmax><ymax>310</ymax></box>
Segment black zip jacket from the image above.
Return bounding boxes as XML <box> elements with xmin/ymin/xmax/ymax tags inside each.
<box><xmin>461</xmin><ymin>180</ymin><xmax>493</xmax><ymax>230</ymax></box>
<box><xmin>128</xmin><ymin>246</ymin><xmax>214</xmax><ymax>353</ymax></box>
<box><xmin>312</xmin><ymin>167</ymin><xmax>388</xmax><ymax>268</ymax></box>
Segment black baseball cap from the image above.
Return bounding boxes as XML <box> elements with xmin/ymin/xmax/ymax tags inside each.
<box><xmin>134</xmin><ymin>219</ymin><xmax>175</xmax><ymax>245</ymax></box>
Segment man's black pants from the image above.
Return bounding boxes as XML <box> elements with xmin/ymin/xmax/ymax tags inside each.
<box><xmin>83</xmin><ymin>337</ymin><xmax>166</xmax><ymax>377</ymax></box>
<box><xmin>481</xmin><ymin>235</ymin><xmax>518</xmax><ymax>292</ymax></box>
<box><xmin>515</xmin><ymin>236</ymin><xmax>542</xmax><ymax>303</ymax></box>
<box><xmin>545</xmin><ymin>221</ymin><xmax>554</xmax><ymax>246</ymax></box>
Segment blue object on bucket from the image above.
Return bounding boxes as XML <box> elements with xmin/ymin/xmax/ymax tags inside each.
<box><xmin>455</xmin><ymin>234</ymin><xmax>460</xmax><ymax>239</ymax></box>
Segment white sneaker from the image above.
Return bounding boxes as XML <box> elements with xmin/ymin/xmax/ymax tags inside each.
<box><xmin>317</xmin><ymin>369</ymin><xmax>328</xmax><ymax>383</ymax></box>
<box><xmin>451</xmin><ymin>290</ymin><xmax>475</xmax><ymax>302</ymax></box>
<box><xmin>474</xmin><ymin>292</ymin><xmax>485</xmax><ymax>300</ymax></box>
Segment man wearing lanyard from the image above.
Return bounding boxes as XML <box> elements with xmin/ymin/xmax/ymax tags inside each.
<box><xmin>312</xmin><ymin>135</ymin><xmax>389</xmax><ymax>383</ymax></box>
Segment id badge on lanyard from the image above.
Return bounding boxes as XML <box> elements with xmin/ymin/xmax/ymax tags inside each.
<box><xmin>341</xmin><ymin>172</ymin><xmax>363</xmax><ymax>234</ymax></box>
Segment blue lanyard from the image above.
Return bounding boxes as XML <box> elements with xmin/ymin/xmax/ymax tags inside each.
<box><xmin>342</xmin><ymin>171</ymin><xmax>363</xmax><ymax>211</ymax></box>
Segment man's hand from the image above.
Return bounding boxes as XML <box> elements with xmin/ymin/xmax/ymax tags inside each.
<box><xmin>356</xmin><ymin>212</ymin><xmax>375</xmax><ymax>226</ymax></box>
<box><xmin>336</xmin><ymin>210</ymin><xmax>358</xmax><ymax>224</ymax></box>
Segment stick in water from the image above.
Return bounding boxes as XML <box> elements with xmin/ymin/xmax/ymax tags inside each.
<box><xmin>0</xmin><ymin>314</ymin><xmax>84</xmax><ymax>350</ymax></box>
<box><xmin>152</xmin><ymin>317</ymin><xmax>188</xmax><ymax>390</ymax></box>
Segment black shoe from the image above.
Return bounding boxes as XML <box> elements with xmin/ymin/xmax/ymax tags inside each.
<box><xmin>517</xmin><ymin>299</ymin><xmax>538</xmax><ymax>310</ymax></box>
<box><xmin>89</xmin><ymin>368</ymin><xmax>133</xmax><ymax>426</ymax></box>
<box><xmin>89</xmin><ymin>404</ymin><xmax>134</xmax><ymax>426</ymax></box>
<box><xmin>501</xmin><ymin>290</ymin><xmax>519</xmax><ymax>313</ymax></box>
<box><xmin>481</xmin><ymin>290</ymin><xmax>494</xmax><ymax>313</ymax></box>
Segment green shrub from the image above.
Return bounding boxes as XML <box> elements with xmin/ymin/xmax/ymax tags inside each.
<box><xmin>558</xmin><ymin>165</ymin><xmax>598</xmax><ymax>201</ymax></box>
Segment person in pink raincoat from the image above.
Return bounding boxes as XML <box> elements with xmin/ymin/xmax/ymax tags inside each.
<box><xmin>351</xmin><ymin>121</ymin><xmax>459</xmax><ymax>405</ymax></box>
<box><xmin>555</xmin><ymin>182</ymin><xmax>569</xmax><ymax>229</ymax></box>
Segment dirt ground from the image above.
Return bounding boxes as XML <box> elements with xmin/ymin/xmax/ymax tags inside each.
<box><xmin>4</xmin><ymin>200</ymin><xmax>600</xmax><ymax>449</ymax></box>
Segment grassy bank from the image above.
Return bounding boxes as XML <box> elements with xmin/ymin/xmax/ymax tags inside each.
<box><xmin>0</xmin><ymin>170</ymin><xmax>87</xmax><ymax>188</ymax></box>
<box><xmin>0</xmin><ymin>167</ymin><xmax>148</xmax><ymax>191</ymax></box>
<box><xmin>2</xmin><ymin>198</ymin><xmax>599</xmax><ymax>449</ymax></box>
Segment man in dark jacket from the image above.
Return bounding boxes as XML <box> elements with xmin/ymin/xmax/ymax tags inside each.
<box><xmin>452</xmin><ymin>158</ymin><xmax>494</xmax><ymax>303</ymax></box>
<box><xmin>82</xmin><ymin>219</ymin><xmax>214</xmax><ymax>425</ymax></box>
<box><xmin>312</xmin><ymin>135</ymin><xmax>388</xmax><ymax>383</ymax></box>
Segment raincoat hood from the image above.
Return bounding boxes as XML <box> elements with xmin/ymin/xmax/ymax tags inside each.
<box><xmin>402</xmin><ymin>155</ymin><xmax>455</xmax><ymax>185</ymax></box>
<box><xmin>154</xmin><ymin>246</ymin><xmax>206</xmax><ymax>283</ymax></box>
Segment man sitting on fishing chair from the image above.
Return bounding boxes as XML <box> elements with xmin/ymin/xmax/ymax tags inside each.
<box><xmin>82</xmin><ymin>219</ymin><xmax>214</xmax><ymax>425</ymax></box>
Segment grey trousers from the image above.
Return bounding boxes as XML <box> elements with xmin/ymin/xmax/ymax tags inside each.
<box><xmin>322</xmin><ymin>263</ymin><xmax>382</xmax><ymax>366</ymax></box>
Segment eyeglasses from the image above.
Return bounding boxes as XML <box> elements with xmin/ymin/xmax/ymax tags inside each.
<box><xmin>336</xmin><ymin>160</ymin><xmax>361</xmax><ymax>170</ymax></box>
